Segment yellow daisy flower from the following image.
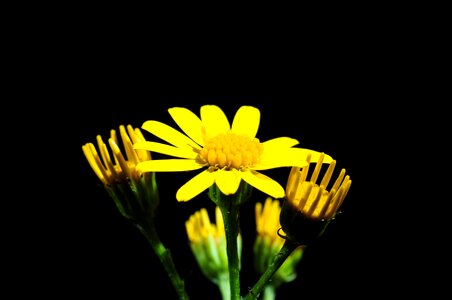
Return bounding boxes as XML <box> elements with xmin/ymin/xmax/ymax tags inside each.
<box><xmin>280</xmin><ymin>152</ymin><xmax>352</xmax><ymax>244</ymax></box>
<box><xmin>285</xmin><ymin>152</ymin><xmax>352</xmax><ymax>221</ymax></box>
<box><xmin>134</xmin><ymin>105</ymin><xmax>331</xmax><ymax>202</ymax></box>
<box><xmin>82</xmin><ymin>124</ymin><xmax>159</xmax><ymax>221</ymax></box>
<box><xmin>82</xmin><ymin>124</ymin><xmax>151</xmax><ymax>186</ymax></box>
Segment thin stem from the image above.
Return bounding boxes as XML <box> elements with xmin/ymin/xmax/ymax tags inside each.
<box><xmin>217</xmin><ymin>273</ymin><xmax>231</xmax><ymax>300</ymax></box>
<box><xmin>135</xmin><ymin>221</ymin><xmax>190</xmax><ymax>300</ymax></box>
<box><xmin>208</xmin><ymin>182</ymin><xmax>252</xmax><ymax>300</ymax></box>
<box><xmin>218</xmin><ymin>200</ymin><xmax>241</xmax><ymax>300</ymax></box>
<box><xmin>262</xmin><ymin>285</ymin><xmax>276</xmax><ymax>300</ymax></box>
<box><xmin>243</xmin><ymin>239</ymin><xmax>299</xmax><ymax>300</ymax></box>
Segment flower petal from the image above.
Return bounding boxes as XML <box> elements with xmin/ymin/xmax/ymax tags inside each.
<box><xmin>82</xmin><ymin>144</ymin><xmax>108</xmax><ymax>185</ymax></box>
<box><xmin>231</xmin><ymin>106</ymin><xmax>260</xmax><ymax>138</ymax></box>
<box><xmin>285</xmin><ymin>148</ymin><xmax>333</xmax><ymax>163</ymax></box>
<box><xmin>200</xmin><ymin>105</ymin><xmax>230</xmax><ymax>138</ymax></box>
<box><xmin>137</xmin><ymin>159</ymin><xmax>205</xmax><ymax>172</ymax></box>
<box><xmin>262</xmin><ymin>137</ymin><xmax>300</xmax><ymax>151</ymax></box>
<box><xmin>133</xmin><ymin>141</ymin><xmax>198</xmax><ymax>159</ymax></box>
<box><xmin>255</xmin><ymin>147</ymin><xmax>310</xmax><ymax>170</ymax></box>
<box><xmin>176</xmin><ymin>170</ymin><xmax>217</xmax><ymax>202</ymax></box>
<box><xmin>168</xmin><ymin>107</ymin><xmax>204</xmax><ymax>146</ymax></box>
<box><xmin>257</xmin><ymin>148</ymin><xmax>332</xmax><ymax>170</ymax></box>
<box><xmin>141</xmin><ymin>120</ymin><xmax>200</xmax><ymax>149</ymax></box>
<box><xmin>215</xmin><ymin>169</ymin><xmax>241</xmax><ymax>195</ymax></box>
<box><xmin>240</xmin><ymin>170</ymin><xmax>285</xmax><ymax>198</ymax></box>
<box><xmin>253</xmin><ymin>154</ymin><xmax>308</xmax><ymax>170</ymax></box>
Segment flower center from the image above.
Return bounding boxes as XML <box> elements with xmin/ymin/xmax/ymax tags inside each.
<box><xmin>199</xmin><ymin>132</ymin><xmax>264</xmax><ymax>170</ymax></box>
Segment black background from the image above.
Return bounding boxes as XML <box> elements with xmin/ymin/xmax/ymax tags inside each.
<box><xmin>14</xmin><ymin>16</ymin><xmax>427</xmax><ymax>298</ymax></box>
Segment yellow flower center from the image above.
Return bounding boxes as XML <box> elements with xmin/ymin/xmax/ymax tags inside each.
<box><xmin>199</xmin><ymin>132</ymin><xmax>264</xmax><ymax>170</ymax></box>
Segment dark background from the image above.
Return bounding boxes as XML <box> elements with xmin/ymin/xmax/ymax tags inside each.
<box><xmin>21</xmin><ymin>56</ymin><xmax>426</xmax><ymax>298</ymax></box>
<box><xmin>14</xmin><ymin>15</ymin><xmax>424</xmax><ymax>298</ymax></box>
<box><xmin>7</xmin><ymin>7</ymin><xmax>447</xmax><ymax>298</ymax></box>
<box><xmin>18</xmin><ymin>43</ymin><xmax>419</xmax><ymax>297</ymax></box>
<box><xmin>65</xmin><ymin>92</ymin><xmax>381</xmax><ymax>299</ymax></box>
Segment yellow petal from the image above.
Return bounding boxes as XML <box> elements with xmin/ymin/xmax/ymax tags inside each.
<box><xmin>200</xmin><ymin>105</ymin><xmax>230</xmax><ymax>138</ymax></box>
<box><xmin>108</xmin><ymin>139</ymin><xmax>132</xmax><ymax>179</ymax></box>
<box><xmin>82</xmin><ymin>144</ymin><xmax>108</xmax><ymax>185</ymax></box>
<box><xmin>176</xmin><ymin>170</ymin><xmax>217</xmax><ymax>202</ymax></box>
<box><xmin>141</xmin><ymin>120</ymin><xmax>200</xmax><ymax>149</ymax></box>
<box><xmin>168</xmin><ymin>107</ymin><xmax>204</xmax><ymax>146</ymax></box>
<box><xmin>215</xmin><ymin>169</ymin><xmax>241</xmax><ymax>195</ymax></box>
<box><xmin>288</xmin><ymin>148</ymin><xmax>333</xmax><ymax>163</ymax></box>
<box><xmin>240</xmin><ymin>170</ymin><xmax>285</xmax><ymax>199</ymax></box>
<box><xmin>133</xmin><ymin>141</ymin><xmax>198</xmax><ymax>159</ymax></box>
<box><xmin>258</xmin><ymin>147</ymin><xmax>332</xmax><ymax>170</ymax></box>
<box><xmin>136</xmin><ymin>159</ymin><xmax>204</xmax><ymax>172</ymax></box>
<box><xmin>262</xmin><ymin>137</ymin><xmax>300</xmax><ymax>150</ymax></box>
<box><xmin>254</xmin><ymin>148</ymin><xmax>309</xmax><ymax>170</ymax></box>
<box><xmin>231</xmin><ymin>106</ymin><xmax>260</xmax><ymax>138</ymax></box>
<box><xmin>255</xmin><ymin>201</ymin><xmax>264</xmax><ymax>232</ymax></box>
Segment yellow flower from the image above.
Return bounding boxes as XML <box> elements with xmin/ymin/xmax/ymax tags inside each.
<box><xmin>82</xmin><ymin>125</ymin><xmax>158</xmax><ymax>221</ymax></box>
<box><xmin>285</xmin><ymin>153</ymin><xmax>352</xmax><ymax>221</ymax></box>
<box><xmin>185</xmin><ymin>206</ymin><xmax>241</xmax><ymax>286</ymax></box>
<box><xmin>82</xmin><ymin>124</ymin><xmax>151</xmax><ymax>186</ymax></box>
<box><xmin>254</xmin><ymin>197</ymin><xmax>303</xmax><ymax>285</ymax></box>
<box><xmin>255</xmin><ymin>197</ymin><xmax>285</xmax><ymax>248</ymax></box>
<box><xmin>186</xmin><ymin>206</ymin><xmax>226</xmax><ymax>245</ymax></box>
<box><xmin>280</xmin><ymin>152</ymin><xmax>352</xmax><ymax>244</ymax></box>
<box><xmin>134</xmin><ymin>105</ymin><xmax>331</xmax><ymax>202</ymax></box>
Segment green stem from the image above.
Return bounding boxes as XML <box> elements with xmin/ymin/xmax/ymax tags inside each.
<box><xmin>262</xmin><ymin>285</ymin><xmax>276</xmax><ymax>300</ymax></box>
<box><xmin>218</xmin><ymin>199</ymin><xmax>241</xmax><ymax>300</ymax></box>
<box><xmin>208</xmin><ymin>182</ymin><xmax>252</xmax><ymax>300</ymax></box>
<box><xmin>135</xmin><ymin>221</ymin><xmax>190</xmax><ymax>300</ymax></box>
<box><xmin>217</xmin><ymin>273</ymin><xmax>231</xmax><ymax>300</ymax></box>
<box><xmin>243</xmin><ymin>240</ymin><xmax>299</xmax><ymax>300</ymax></box>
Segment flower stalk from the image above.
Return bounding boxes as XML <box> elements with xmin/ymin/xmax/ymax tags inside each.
<box><xmin>82</xmin><ymin>125</ymin><xmax>189</xmax><ymax>299</ymax></box>
<box><xmin>243</xmin><ymin>239</ymin><xmax>301</xmax><ymax>300</ymax></box>
<box><xmin>135</xmin><ymin>220</ymin><xmax>190</xmax><ymax>300</ymax></box>
<box><xmin>208</xmin><ymin>181</ymin><xmax>252</xmax><ymax>300</ymax></box>
<box><xmin>217</xmin><ymin>273</ymin><xmax>231</xmax><ymax>300</ymax></box>
<box><xmin>262</xmin><ymin>286</ymin><xmax>276</xmax><ymax>300</ymax></box>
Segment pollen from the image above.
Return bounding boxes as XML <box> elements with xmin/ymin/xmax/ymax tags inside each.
<box><xmin>199</xmin><ymin>132</ymin><xmax>264</xmax><ymax>169</ymax></box>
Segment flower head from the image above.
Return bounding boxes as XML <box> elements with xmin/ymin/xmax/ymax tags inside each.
<box><xmin>82</xmin><ymin>125</ymin><xmax>150</xmax><ymax>185</ymax></box>
<box><xmin>134</xmin><ymin>105</ymin><xmax>331</xmax><ymax>202</ymax></box>
<box><xmin>82</xmin><ymin>125</ymin><xmax>159</xmax><ymax>221</ymax></box>
<box><xmin>185</xmin><ymin>206</ymin><xmax>241</xmax><ymax>289</ymax></box>
<box><xmin>254</xmin><ymin>197</ymin><xmax>303</xmax><ymax>287</ymax></box>
<box><xmin>280</xmin><ymin>153</ymin><xmax>352</xmax><ymax>244</ymax></box>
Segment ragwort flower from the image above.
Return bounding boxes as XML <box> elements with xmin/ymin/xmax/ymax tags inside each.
<box><xmin>82</xmin><ymin>125</ymin><xmax>152</xmax><ymax>185</ymax></box>
<box><xmin>82</xmin><ymin>125</ymin><xmax>189</xmax><ymax>299</ymax></box>
<box><xmin>280</xmin><ymin>152</ymin><xmax>352</xmax><ymax>244</ymax></box>
<box><xmin>134</xmin><ymin>105</ymin><xmax>331</xmax><ymax>202</ymax></box>
<box><xmin>254</xmin><ymin>197</ymin><xmax>303</xmax><ymax>288</ymax></box>
<box><xmin>82</xmin><ymin>124</ymin><xmax>159</xmax><ymax>221</ymax></box>
<box><xmin>185</xmin><ymin>206</ymin><xmax>242</xmax><ymax>299</ymax></box>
